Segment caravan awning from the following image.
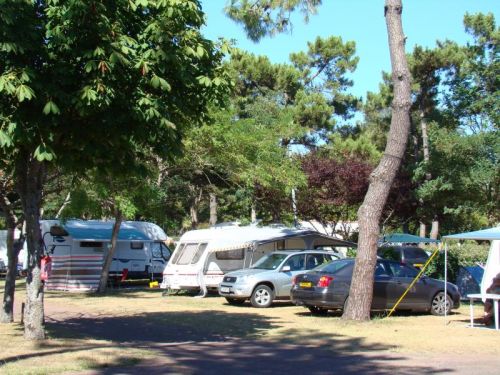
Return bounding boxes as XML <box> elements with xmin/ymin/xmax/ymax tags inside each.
<box><xmin>63</xmin><ymin>223</ymin><xmax>150</xmax><ymax>241</ymax></box>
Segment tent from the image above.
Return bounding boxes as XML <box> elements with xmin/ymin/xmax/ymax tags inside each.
<box><xmin>442</xmin><ymin>227</ymin><xmax>500</xmax><ymax>320</ymax></box>
<box><xmin>380</xmin><ymin>233</ymin><xmax>440</xmax><ymax>244</ymax></box>
<box><xmin>456</xmin><ymin>266</ymin><xmax>484</xmax><ymax>299</ymax></box>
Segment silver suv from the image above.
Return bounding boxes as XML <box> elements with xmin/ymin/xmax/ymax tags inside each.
<box><xmin>218</xmin><ymin>250</ymin><xmax>342</xmax><ymax>308</ymax></box>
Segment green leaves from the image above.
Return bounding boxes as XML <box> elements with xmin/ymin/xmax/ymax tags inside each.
<box><xmin>0</xmin><ymin>129</ymin><xmax>13</xmax><ymax>147</ymax></box>
<box><xmin>150</xmin><ymin>75</ymin><xmax>171</xmax><ymax>91</ymax></box>
<box><xmin>43</xmin><ymin>100</ymin><xmax>60</xmax><ymax>115</ymax></box>
<box><xmin>15</xmin><ymin>84</ymin><xmax>35</xmax><ymax>102</ymax></box>
<box><xmin>34</xmin><ymin>145</ymin><xmax>55</xmax><ymax>162</ymax></box>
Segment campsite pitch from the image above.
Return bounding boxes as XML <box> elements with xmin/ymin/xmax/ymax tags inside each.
<box><xmin>0</xmin><ymin>281</ymin><xmax>499</xmax><ymax>374</ymax></box>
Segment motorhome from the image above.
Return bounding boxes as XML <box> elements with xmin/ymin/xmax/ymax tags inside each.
<box><xmin>41</xmin><ymin>220</ymin><xmax>171</xmax><ymax>291</ymax></box>
<box><xmin>161</xmin><ymin>225</ymin><xmax>355</xmax><ymax>293</ymax></box>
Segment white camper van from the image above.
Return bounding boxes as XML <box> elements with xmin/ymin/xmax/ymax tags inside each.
<box><xmin>0</xmin><ymin>229</ymin><xmax>28</xmax><ymax>273</ymax></box>
<box><xmin>41</xmin><ymin>220</ymin><xmax>171</xmax><ymax>280</ymax></box>
<box><xmin>161</xmin><ymin>225</ymin><xmax>355</xmax><ymax>293</ymax></box>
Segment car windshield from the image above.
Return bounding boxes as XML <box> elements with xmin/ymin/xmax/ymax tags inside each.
<box><xmin>251</xmin><ymin>253</ymin><xmax>288</xmax><ymax>270</ymax></box>
<box><xmin>314</xmin><ymin>259</ymin><xmax>352</xmax><ymax>274</ymax></box>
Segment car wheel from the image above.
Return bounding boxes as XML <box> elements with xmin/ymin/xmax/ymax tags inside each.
<box><xmin>308</xmin><ymin>306</ymin><xmax>328</xmax><ymax>315</ymax></box>
<box><xmin>225</xmin><ymin>297</ymin><xmax>245</xmax><ymax>306</ymax></box>
<box><xmin>430</xmin><ymin>292</ymin><xmax>451</xmax><ymax>316</ymax></box>
<box><xmin>250</xmin><ymin>284</ymin><xmax>274</xmax><ymax>308</ymax></box>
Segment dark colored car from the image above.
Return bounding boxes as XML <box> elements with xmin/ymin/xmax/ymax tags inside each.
<box><xmin>377</xmin><ymin>246</ymin><xmax>429</xmax><ymax>268</ymax></box>
<box><xmin>291</xmin><ymin>258</ymin><xmax>460</xmax><ymax>316</ymax></box>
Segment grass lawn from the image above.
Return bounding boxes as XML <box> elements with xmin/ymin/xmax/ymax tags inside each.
<box><xmin>0</xmin><ymin>280</ymin><xmax>498</xmax><ymax>374</ymax></box>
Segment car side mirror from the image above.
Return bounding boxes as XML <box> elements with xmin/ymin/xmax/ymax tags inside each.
<box><xmin>281</xmin><ymin>265</ymin><xmax>291</xmax><ymax>272</ymax></box>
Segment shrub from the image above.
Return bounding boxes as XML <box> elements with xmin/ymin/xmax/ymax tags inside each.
<box><xmin>424</xmin><ymin>241</ymin><xmax>489</xmax><ymax>283</ymax></box>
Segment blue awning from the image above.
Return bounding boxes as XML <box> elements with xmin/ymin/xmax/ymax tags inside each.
<box><xmin>443</xmin><ymin>227</ymin><xmax>500</xmax><ymax>241</ymax></box>
<box><xmin>380</xmin><ymin>233</ymin><xmax>440</xmax><ymax>244</ymax></box>
<box><xmin>63</xmin><ymin>222</ymin><xmax>149</xmax><ymax>241</ymax></box>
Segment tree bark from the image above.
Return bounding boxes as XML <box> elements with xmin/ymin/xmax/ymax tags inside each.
<box><xmin>430</xmin><ymin>218</ymin><xmax>439</xmax><ymax>240</ymax></box>
<box><xmin>209</xmin><ymin>192</ymin><xmax>217</xmax><ymax>226</ymax></box>
<box><xmin>0</xmin><ymin>186</ymin><xmax>23</xmax><ymax>323</ymax></box>
<box><xmin>343</xmin><ymin>0</ymin><xmax>411</xmax><ymax>321</ymax></box>
<box><xmin>190</xmin><ymin>188</ymin><xmax>202</xmax><ymax>229</ymax></box>
<box><xmin>0</xmin><ymin>227</ymin><xmax>21</xmax><ymax>323</ymax></box>
<box><xmin>16</xmin><ymin>156</ymin><xmax>46</xmax><ymax>339</ymax></box>
<box><xmin>251</xmin><ymin>203</ymin><xmax>257</xmax><ymax>223</ymax></box>
<box><xmin>98</xmin><ymin>210</ymin><xmax>123</xmax><ymax>293</ymax></box>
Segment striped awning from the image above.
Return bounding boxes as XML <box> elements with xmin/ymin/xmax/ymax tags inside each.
<box><xmin>208</xmin><ymin>242</ymin><xmax>253</xmax><ymax>253</ymax></box>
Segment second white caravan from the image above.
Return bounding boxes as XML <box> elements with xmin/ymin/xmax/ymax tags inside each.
<box><xmin>161</xmin><ymin>225</ymin><xmax>355</xmax><ymax>293</ymax></box>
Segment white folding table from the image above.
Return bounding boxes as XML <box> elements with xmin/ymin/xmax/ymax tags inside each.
<box><xmin>467</xmin><ymin>293</ymin><xmax>500</xmax><ymax>331</ymax></box>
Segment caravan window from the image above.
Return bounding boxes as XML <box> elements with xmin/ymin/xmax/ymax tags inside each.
<box><xmin>191</xmin><ymin>243</ymin><xmax>208</xmax><ymax>264</ymax></box>
<box><xmin>81</xmin><ymin>242</ymin><xmax>103</xmax><ymax>248</ymax></box>
<box><xmin>176</xmin><ymin>243</ymin><xmax>200</xmax><ymax>265</ymax></box>
<box><xmin>215</xmin><ymin>248</ymin><xmax>245</xmax><ymax>260</ymax></box>
<box><xmin>171</xmin><ymin>243</ymin><xmax>186</xmax><ymax>264</ymax></box>
<box><xmin>130</xmin><ymin>242</ymin><xmax>144</xmax><ymax>250</ymax></box>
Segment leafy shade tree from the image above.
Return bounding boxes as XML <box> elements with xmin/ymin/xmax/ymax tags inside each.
<box><xmin>298</xmin><ymin>152</ymin><xmax>372</xmax><ymax>239</ymax></box>
<box><xmin>0</xmin><ymin>1</ymin><xmax>227</xmax><ymax>339</ymax></box>
<box><xmin>415</xmin><ymin>126</ymin><xmax>499</xmax><ymax>232</ymax></box>
<box><xmin>157</xmin><ymin>94</ymin><xmax>307</xmax><ymax>229</ymax></box>
<box><xmin>226</xmin><ymin>0</ymin><xmax>412</xmax><ymax>320</ymax></box>
<box><xmin>444</xmin><ymin>12</ymin><xmax>499</xmax><ymax>133</ymax></box>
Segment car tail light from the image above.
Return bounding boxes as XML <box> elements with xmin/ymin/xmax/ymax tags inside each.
<box><xmin>317</xmin><ymin>276</ymin><xmax>334</xmax><ymax>288</ymax></box>
<box><xmin>292</xmin><ymin>276</ymin><xmax>297</xmax><ymax>286</ymax></box>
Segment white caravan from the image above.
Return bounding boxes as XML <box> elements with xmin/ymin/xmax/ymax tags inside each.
<box><xmin>0</xmin><ymin>229</ymin><xmax>28</xmax><ymax>272</ymax></box>
<box><xmin>41</xmin><ymin>220</ymin><xmax>172</xmax><ymax>279</ymax></box>
<box><xmin>161</xmin><ymin>225</ymin><xmax>355</xmax><ymax>292</ymax></box>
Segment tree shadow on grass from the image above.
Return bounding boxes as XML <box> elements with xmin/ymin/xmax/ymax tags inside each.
<box><xmin>45</xmin><ymin>310</ymin><xmax>277</xmax><ymax>343</ymax></box>
<box><xmin>41</xmin><ymin>310</ymin><xmax>456</xmax><ymax>375</ymax></box>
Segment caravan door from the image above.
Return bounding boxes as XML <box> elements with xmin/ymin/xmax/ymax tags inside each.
<box><xmin>150</xmin><ymin>242</ymin><xmax>171</xmax><ymax>276</ymax></box>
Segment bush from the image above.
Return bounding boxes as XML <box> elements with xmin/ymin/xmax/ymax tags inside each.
<box><xmin>424</xmin><ymin>241</ymin><xmax>489</xmax><ymax>283</ymax></box>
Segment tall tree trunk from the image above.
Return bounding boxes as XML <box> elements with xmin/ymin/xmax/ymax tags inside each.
<box><xmin>0</xmin><ymin>188</ymin><xmax>22</xmax><ymax>323</ymax></box>
<box><xmin>190</xmin><ymin>187</ymin><xmax>202</xmax><ymax>229</ymax></box>
<box><xmin>419</xmin><ymin>222</ymin><xmax>426</xmax><ymax>238</ymax></box>
<box><xmin>343</xmin><ymin>0</ymin><xmax>411</xmax><ymax>321</ymax></box>
<box><xmin>209</xmin><ymin>192</ymin><xmax>217</xmax><ymax>226</ymax></box>
<box><xmin>16</xmin><ymin>156</ymin><xmax>46</xmax><ymax>339</ymax></box>
<box><xmin>0</xmin><ymin>227</ymin><xmax>21</xmax><ymax>323</ymax></box>
<box><xmin>98</xmin><ymin>210</ymin><xmax>123</xmax><ymax>293</ymax></box>
<box><xmin>430</xmin><ymin>217</ymin><xmax>439</xmax><ymax>240</ymax></box>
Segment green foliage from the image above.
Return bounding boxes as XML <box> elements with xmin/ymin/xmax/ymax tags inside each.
<box><xmin>0</xmin><ymin>0</ymin><xmax>229</xmax><ymax>170</ymax></box>
<box><xmin>424</xmin><ymin>242</ymin><xmax>489</xmax><ymax>283</ymax></box>
<box><xmin>415</xmin><ymin>125</ymin><xmax>499</xmax><ymax>231</ymax></box>
<box><xmin>444</xmin><ymin>12</ymin><xmax>499</xmax><ymax>132</ymax></box>
<box><xmin>225</xmin><ymin>0</ymin><xmax>322</xmax><ymax>42</ymax></box>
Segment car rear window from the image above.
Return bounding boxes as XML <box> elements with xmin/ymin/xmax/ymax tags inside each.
<box><xmin>377</xmin><ymin>247</ymin><xmax>401</xmax><ymax>261</ymax></box>
<box><xmin>315</xmin><ymin>259</ymin><xmax>352</xmax><ymax>274</ymax></box>
<box><xmin>403</xmin><ymin>248</ymin><xmax>428</xmax><ymax>258</ymax></box>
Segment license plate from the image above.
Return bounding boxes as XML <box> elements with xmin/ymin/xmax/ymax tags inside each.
<box><xmin>413</xmin><ymin>263</ymin><xmax>423</xmax><ymax>268</ymax></box>
<box><xmin>299</xmin><ymin>282</ymin><xmax>312</xmax><ymax>288</ymax></box>
<box><xmin>220</xmin><ymin>286</ymin><xmax>230</xmax><ymax>293</ymax></box>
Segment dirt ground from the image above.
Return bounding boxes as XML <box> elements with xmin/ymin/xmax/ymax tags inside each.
<box><xmin>1</xmin><ymin>285</ymin><xmax>499</xmax><ymax>374</ymax></box>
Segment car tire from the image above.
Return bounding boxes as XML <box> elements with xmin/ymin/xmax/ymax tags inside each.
<box><xmin>250</xmin><ymin>284</ymin><xmax>274</xmax><ymax>308</ymax></box>
<box><xmin>308</xmin><ymin>306</ymin><xmax>328</xmax><ymax>315</ymax></box>
<box><xmin>430</xmin><ymin>291</ymin><xmax>452</xmax><ymax>316</ymax></box>
<box><xmin>225</xmin><ymin>297</ymin><xmax>245</xmax><ymax>306</ymax></box>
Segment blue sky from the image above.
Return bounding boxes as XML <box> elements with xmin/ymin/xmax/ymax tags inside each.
<box><xmin>201</xmin><ymin>0</ymin><xmax>499</xmax><ymax>99</ymax></box>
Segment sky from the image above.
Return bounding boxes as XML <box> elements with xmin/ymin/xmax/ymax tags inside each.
<box><xmin>201</xmin><ymin>0</ymin><xmax>499</xmax><ymax>100</ymax></box>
